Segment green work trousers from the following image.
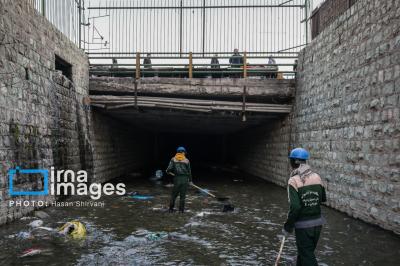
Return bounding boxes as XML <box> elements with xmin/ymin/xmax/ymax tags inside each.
<box><xmin>170</xmin><ymin>175</ymin><xmax>189</xmax><ymax>211</ymax></box>
<box><xmin>294</xmin><ymin>226</ymin><xmax>322</xmax><ymax>266</ymax></box>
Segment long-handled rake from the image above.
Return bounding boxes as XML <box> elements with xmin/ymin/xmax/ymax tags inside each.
<box><xmin>191</xmin><ymin>183</ymin><xmax>234</xmax><ymax>211</ymax></box>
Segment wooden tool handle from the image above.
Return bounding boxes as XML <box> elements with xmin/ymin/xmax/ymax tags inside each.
<box><xmin>274</xmin><ymin>236</ymin><xmax>286</xmax><ymax>266</ymax></box>
<box><xmin>191</xmin><ymin>183</ymin><xmax>217</xmax><ymax>198</ymax></box>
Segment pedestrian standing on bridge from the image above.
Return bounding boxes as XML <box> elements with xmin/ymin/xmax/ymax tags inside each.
<box><xmin>166</xmin><ymin>146</ymin><xmax>193</xmax><ymax>213</ymax></box>
<box><xmin>143</xmin><ymin>53</ymin><xmax>152</xmax><ymax>69</ymax></box>
<box><xmin>211</xmin><ymin>54</ymin><xmax>220</xmax><ymax>69</ymax></box>
<box><xmin>268</xmin><ymin>55</ymin><xmax>276</xmax><ymax>65</ymax></box>
<box><xmin>210</xmin><ymin>54</ymin><xmax>220</xmax><ymax>78</ymax></box>
<box><xmin>282</xmin><ymin>148</ymin><xmax>326</xmax><ymax>266</ymax></box>
<box><xmin>229</xmin><ymin>48</ymin><xmax>244</xmax><ymax>67</ymax></box>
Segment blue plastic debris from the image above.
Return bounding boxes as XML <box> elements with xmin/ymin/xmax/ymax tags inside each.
<box><xmin>146</xmin><ymin>232</ymin><xmax>168</xmax><ymax>241</ymax></box>
<box><xmin>130</xmin><ymin>195</ymin><xmax>154</xmax><ymax>200</ymax></box>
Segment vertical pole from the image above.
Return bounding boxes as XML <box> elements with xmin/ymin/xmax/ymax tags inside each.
<box><xmin>242</xmin><ymin>86</ymin><xmax>247</xmax><ymax>122</ymax></box>
<box><xmin>135</xmin><ymin>52</ymin><xmax>141</xmax><ymax>109</ymax></box>
<box><xmin>202</xmin><ymin>0</ymin><xmax>206</xmax><ymax>57</ymax></box>
<box><xmin>189</xmin><ymin>52</ymin><xmax>193</xmax><ymax>79</ymax></box>
<box><xmin>136</xmin><ymin>52</ymin><xmax>141</xmax><ymax>79</ymax></box>
<box><xmin>243</xmin><ymin>51</ymin><xmax>247</xmax><ymax>78</ymax></box>
<box><xmin>78</xmin><ymin>0</ymin><xmax>82</xmax><ymax>49</ymax></box>
<box><xmin>134</xmin><ymin>81</ymin><xmax>138</xmax><ymax>109</ymax></box>
<box><xmin>305</xmin><ymin>0</ymin><xmax>309</xmax><ymax>44</ymax></box>
<box><xmin>179</xmin><ymin>0</ymin><xmax>183</xmax><ymax>56</ymax></box>
<box><xmin>41</xmin><ymin>0</ymin><xmax>46</xmax><ymax>16</ymax></box>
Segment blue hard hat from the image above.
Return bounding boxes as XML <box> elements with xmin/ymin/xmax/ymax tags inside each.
<box><xmin>289</xmin><ymin>148</ymin><xmax>309</xmax><ymax>160</ymax></box>
<box><xmin>176</xmin><ymin>146</ymin><xmax>186</xmax><ymax>152</ymax></box>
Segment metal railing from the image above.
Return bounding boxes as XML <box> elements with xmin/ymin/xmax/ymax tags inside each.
<box><xmin>26</xmin><ymin>0</ymin><xmax>312</xmax><ymax>78</ymax></box>
<box><xmin>85</xmin><ymin>0</ymin><xmax>311</xmax><ymax>57</ymax></box>
<box><xmin>89</xmin><ymin>51</ymin><xmax>298</xmax><ymax>79</ymax></box>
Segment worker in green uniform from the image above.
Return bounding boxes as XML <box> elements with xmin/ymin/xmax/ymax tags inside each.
<box><xmin>282</xmin><ymin>148</ymin><xmax>327</xmax><ymax>266</ymax></box>
<box><xmin>166</xmin><ymin>146</ymin><xmax>193</xmax><ymax>213</ymax></box>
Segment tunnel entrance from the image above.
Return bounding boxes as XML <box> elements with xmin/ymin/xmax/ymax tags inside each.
<box><xmin>93</xmin><ymin>104</ymin><xmax>287</xmax><ymax>181</ymax></box>
<box><xmin>89</xmin><ymin>77</ymin><xmax>294</xmax><ymax>181</ymax></box>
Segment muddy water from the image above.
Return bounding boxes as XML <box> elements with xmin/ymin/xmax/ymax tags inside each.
<box><xmin>0</xmin><ymin>169</ymin><xmax>399</xmax><ymax>265</ymax></box>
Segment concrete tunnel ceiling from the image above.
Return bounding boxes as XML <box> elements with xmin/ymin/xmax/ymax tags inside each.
<box><xmin>100</xmin><ymin>108</ymin><xmax>284</xmax><ymax>134</ymax></box>
<box><xmin>89</xmin><ymin>77</ymin><xmax>295</xmax><ymax>134</ymax></box>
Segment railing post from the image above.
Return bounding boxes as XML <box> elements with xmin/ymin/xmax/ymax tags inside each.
<box><xmin>78</xmin><ymin>0</ymin><xmax>81</xmax><ymax>49</ymax></box>
<box><xmin>189</xmin><ymin>52</ymin><xmax>193</xmax><ymax>79</ymax></box>
<box><xmin>135</xmin><ymin>52</ymin><xmax>141</xmax><ymax>109</ymax></box>
<box><xmin>136</xmin><ymin>52</ymin><xmax>141</xmax><ymax>79</ymax></box>
<box><xmin>243</xmin><ymin>51</ymin><xmax>247</xmax><ymax>78</ymax></box>
<box><xmin>179</xmin><ymin>0</ymin><xmax>183</xmax><ymax>56</ymax></box>
<box><xmin>202</xmin><ymin>0</ymin><xmax>206</xmax><ymax>56</ymax></box>
<box><xmin>305</xmin><ymin>0</ymin><xmax>309</xmax><ymax>44</ymax></box>
<box><xmin>41</xmin><ymin>0</ymin><xmax>46</xmax><ymax>16</ymax></box>
<box><xmin>242</xmin><ymin>86</ymin><xmax>247</xmax><ymax>122</ymax></box>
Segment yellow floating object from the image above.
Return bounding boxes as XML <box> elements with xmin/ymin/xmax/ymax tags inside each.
<box><xmin>59</xmin><ymin>221</ymin><xmax>87</xmax><ymax>239</ymax></box>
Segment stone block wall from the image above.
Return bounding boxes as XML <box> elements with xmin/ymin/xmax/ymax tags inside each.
<box><xmin>0</xmin><ymin>1</ymin><xmax>151</xmax><ymax>225</ymax></box>
<box><xmin>90</xmin><ymin>111</ymin><xmax>152</xmax><ymax>184</ymax></box>
<box><xmin>231</xmin><ymin>117</ymin><xmax>292</xmax><ymax>187</ymax></box>
<box><xmin>0</xmin><ymin>0</ymin><xmax>90</xmax><ymax>224</ymax></box>
<box><xmin>234</xmin><ymin>0</ymin><xmax>400</xmax><ymax>233</ymax></box>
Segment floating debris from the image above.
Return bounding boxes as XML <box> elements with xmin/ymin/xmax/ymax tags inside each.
<box><xmin>130</xmin><ymin>194</ymin><xmax>154</xmax><ymax>200</ymax></box>
<box><xmin>19</xmin><ymin>248</ymin><xmax>50</xmax><ymax>258</ymax></box>
<box><xmin>195</xmin><ymin>211</ymin><xmax>212</xmax><ymax>217</ymax></box>
<box><xmin>146</xmin><ymin>232</ymin><xmax>168</xmax><ymax>241</ymax></box>
<box><xmin>20</xmin><ymin>216</ymin><xmax>34</xmax><ymax>221</ymax></box>
<box><xmin>28</xmin><ymin>220</ymin><xmax>43</xmax><ymax>228</ymax></box>
<box><xmin>34</xmin><ymin>226</ymin><xmax>55</xmax><ymax>232</ymax></box>
<box><xmin>9</xmin><ymin>231</ymin><xmax>34</xmax><ymax>240</ymax></box>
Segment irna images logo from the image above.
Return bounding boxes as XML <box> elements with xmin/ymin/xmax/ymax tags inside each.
<box><xmin>8</xmin><ymin>167</ymin><xmax>49</xmax><ymax>196</ymax></box>
<box><xmin>8</xmin><ymin>167</ymin><xmax>126</xmax><ymax>200</ymax></box>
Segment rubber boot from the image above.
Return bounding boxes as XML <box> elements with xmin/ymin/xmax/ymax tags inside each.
<box><xmin>168</xmin><ymin>203</ymin><xmax>175</xmax><ymax>213</ymax></box>
<box><xmin>179</xmin><ymin>202</ymin><xmax>185</xmax><ymax>213</ymax></box>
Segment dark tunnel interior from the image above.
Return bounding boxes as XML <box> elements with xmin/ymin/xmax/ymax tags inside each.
<box><xmin>99</xmin><ymin>108</ymin><xmax>282</xmax><ymax>182</ymax></box>
<box><xmin>153</xmin><ymin>133</ymin><xmax>231</xmax><ymax>170</ymax></box>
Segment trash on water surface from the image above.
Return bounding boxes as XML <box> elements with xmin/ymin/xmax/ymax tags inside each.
<box><xmin>133</xmin><ymin>229</ymin><xmax>149</xmax><ymax>237</ymax></box>
<box><xmin>146</xmin><ymin>232</ymin><xmax>168</xmax><ymax>241</ymax></box>
<box><xmin>195</xmin><ymin>211</ymin><xmax>212</xmax><ymax>217</ymax></box>
<box><xmin>129</xmin><ymin>192</ymin><xmax>154</xmax><ymax>200</ymax></box>
<box><xmin>163</xmin><ymin>183</ymin><xmax>174</xmax><ymax>188</ymax></box>
<box><xmin>58</xmin><ymin>221</ymin><xmax>87</xmax><ymax>239</ymax></box>
<box><xmin>20</xmin><ymin>216</ymin><xmax>34</xmax><ymax>221</ymax></box>
<box><xmin>12</xmin><ymin>231</ymin><xmax>34</xmax><ymax>240</ymax></box>
<box><xmin>29</xmin><ymin>220</ymin><xmax>43</xmax><ymax>228</ymax></box>
<box><xmin>19</xmin><ymin>248</ymin><xmax>50</xmax><ymax>258</ymax></box>
<box><xmin>34</xmin><ymin>226</ymin><xmax>55</xmax><ymax>232</ymax></box>
<box><xmin>155</xmin><ymin>170</ymin><xmax>163</xmax><ymax>179</ymax></box>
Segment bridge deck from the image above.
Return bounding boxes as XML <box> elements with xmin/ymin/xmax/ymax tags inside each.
<box><xmin>89</xmin><ymin>77</ymin><xmax>295</xmax><ymax>102</ymax></box>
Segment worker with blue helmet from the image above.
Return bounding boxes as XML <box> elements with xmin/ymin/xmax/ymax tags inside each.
<box><xmin>176</xmin><ymin>146</ymin><xmax>186</xmax><ymax>153</ymax></box>
<box><xmin>166</xmin><ymin>146</ymin><xmax>192</xmax><ymax>213</ymax></box>
<box><xmin>282</xmin><ymin>148</ymin><xmax>326</xmax><ymax>266</ymax></box>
